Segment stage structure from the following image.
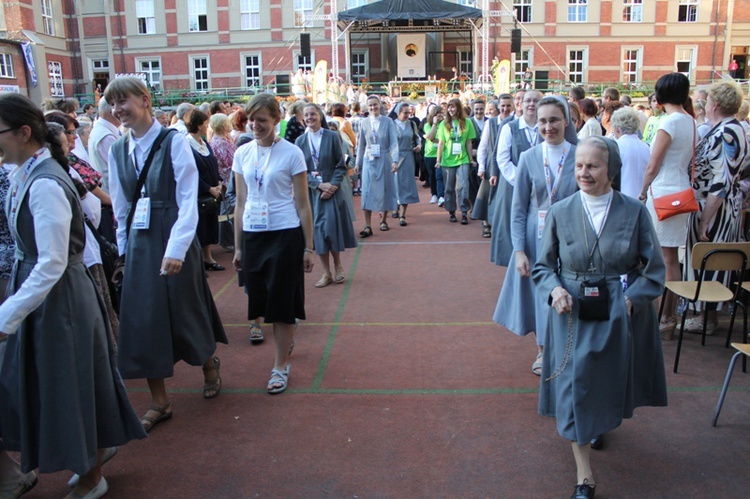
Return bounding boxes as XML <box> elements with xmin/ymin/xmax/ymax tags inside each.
<box><xmin>337</xmin><ymin>0</ymin><xmax>488</xmax><ymax>88</ymax></box>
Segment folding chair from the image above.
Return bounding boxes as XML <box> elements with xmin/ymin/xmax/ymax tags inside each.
<box><xmin>712</xmin><ymin>343</ymin><xmax>750</xmax><ymax>426</ymax></box>
<box><xmin>658</xmin><ymin>242</ymin><xmax>750</xmax><ymax>373</ymax></box>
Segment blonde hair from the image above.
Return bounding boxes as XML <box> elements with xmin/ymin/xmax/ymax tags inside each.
<box><xmin>737</xmin><ymin>100</ymin><xmax>750</xmax><ymax>121</ymax></box>
<box><xmin>208</xmin><ymin>113</ymin><xmax>231</xmax><ymax>136</ymax></box>
<box><xmin>103</xmin><ymin>77</ymin><xmax>152</xmax><ymax>113</ymax></box>
<box><xmin>707</xmin><ymin>81</ymin><xmax>744</xmax><ymax>116</ymax></box>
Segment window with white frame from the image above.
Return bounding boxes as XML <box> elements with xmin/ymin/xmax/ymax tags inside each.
<box><xmin>244</xmin><ymin>55</ymin><xmax>261</xmax><ymax>88</ymax></box>
<box><xmin>567</xmin><ymin>0</ymin><xmax>587</xmax><ymax>23</ymax></box>
<box><xmin>351</xmin><ymin>52</ymin><xmax>367</xmax><ymax>83</ymax></box>
<box><xmin>92</xmin><ymin>59</ymin><xmax>109</xmax><ymax>72</ymax></box>
<box><xmin>676</xmin><ymin>47</ymin><xmax>695</xmax><ymax>79</ymax></box>
<box><xmin>622</xmin><ymin>0</ymin><xmax>643</xmax><ymax>22</ymax></box>
<box><xmin>188</xmin><ymin>0</ymin><xmax>208</xmax><ymax>32</ymax></box>
<box><xmin>41</xmin><ymin>0</ymin><xmax>55</xmax><ymax>35</ymax></box>
<box><xmin>297</xmin><ymin>54</ymin><xmax>313</xmax><ymax>72</ymax></box>
<box><xmin>514</xmin><ymin>50</ymin><xmax>531</xmax><ymax>84</ymax></box>
<box><xmin>514</xmin><ymin>0</ymin><xmax>532</xmax><ymax>23</ymax></box>
<box><xmin>240</xmin><ymin>0</ymin><xmax>260</xmax><ymax>30</ymax></box>
<box><xmin>568</xmin><ymin>49</ymin><xmax>585</xmax><ymax>84</ymax></box>
<box><xmin>457</xmin><ymin>0</ymin><xmax>476</xmax><ymax>6</ymax></box>
<box><xmin>192</xmin><ymin>57</ymin><xmax>209</xmax><ymax>90</ymax></box>
<box><xmin>138</xmin><ymin>59</ymin><xmax>161</xmax><ymax>90</ymax></box>
<box><xmin>136</xmin><ymin>0</ymin><xmax>156</xmax><ymax>34</ymax></box>
<box><xmin>347</xmin><ymin>0</ymin><xmax>367</xmax><ymax>7</ymax></box>
<box><xmin>0</xmin><ymin>54</ymin><xmax>14</xmax><ymax>78</ymax></box>
<box><xmin>678</xmin><ymin>0</ymin><xmax>698</xmax><ymax>23</ymax></box>
<box><xmin>622</xmin><ymin>49</ymin><xmax>640</xmax><ymax>84</ymax></box>
<box><xmin>48</xmin><ymin>61</ymin><xmax>63</xmax><ymax>97</ymax></box>
<box><xmin>459</xmin><ymin>50</ymin><xmax>473</xmax><ymax>77</ymax></box>
<box><xmin>294</xmin><ymin>0</ymin><xmax>313</xmax><ymax>28</ymax></box>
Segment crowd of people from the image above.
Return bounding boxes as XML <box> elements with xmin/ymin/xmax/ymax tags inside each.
<box><xmin>0</xmin><ymin>72</ymin><xmax>749</xmax><ymax>498</ymax></box>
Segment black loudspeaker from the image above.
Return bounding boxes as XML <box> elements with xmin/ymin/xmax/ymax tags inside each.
<box><xmin>510</xmin><ymin>29</ymin><xmax>522</xmax><ymax>53</ymax></box>
<box><xmin>535</xmin><ymin>70</ymin><xmax>549</xmax><ymax>90</ymax></box>
<box><xmin>276</xmin><ymin>74</ymin><xmax>290</xmax><ymax>95</ymax></box>
<box><xmin>300</xmin><ymin>33</ymin><xmax>311</xmax><ymax>58</ymax></box>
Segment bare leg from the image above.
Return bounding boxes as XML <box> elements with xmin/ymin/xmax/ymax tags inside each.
<box><xmin>364</xmin><ymin>209</ymin><xmax>372</xmax><ymax>228</ymax></box>
<box><xmin>318</xmin><ymin>251</ymin><xmax>332</xmax><ymax>277</ymax></box>
<box><xmin>201</xmin><ymin>245</ymin><xmax>216</xmax><ymax>264</ymax></box>
<box><xmin>68</xmin><ymin>463</ymin><xmax>102</xmax><ymax>498</ymax></box>
<box><xmin>659</xmin><ymin>246</ymin><xmax>680</xmax><ymax>323</ymax></box>
<box><xmin>571</xmin><ymin>442</ymin><xmax>595</xmax><ymax>485</ymax></box>
<box><xmin>142</xmin><ymin>378</ymin><xmax>170</xmax><ymax>423</ymax></box>
<box><xmin>272</xmin><ymin>322</ymin><xmax>295</xmax><ymax>371</ymax></box>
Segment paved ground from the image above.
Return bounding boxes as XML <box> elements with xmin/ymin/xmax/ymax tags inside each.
<box><xmin>25</xmin><ymin>188</ymin><xmax>750</xmax><ymax>498</ymax></box>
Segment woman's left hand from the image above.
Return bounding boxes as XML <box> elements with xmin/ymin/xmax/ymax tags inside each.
<box><xmin>698</xmin><ymin>225</ymin><xmax>710</xmax><ymax>242</ymax></box>
<box><xmin>391</xmin><ymin>161</ymin><xmax>399</xmax><ymax>173</ymax></box>
<box><xmin>160</xmin><ymin>257</ymin><xmax>183</xmax><ymax>276</ymax></box>
<box><xmin>303</xmin><ymin>252</ymin><xmax>314</xmax><ymax>273</ymax></box>
<box><xmin>550</xmin><ymin>286</ymin><xmax>573</xmax><ymax>315</ymax></box>
<box><xmin>210</xmin><ymin>185</ymin><xmax>222</xmax><ymax>199</ymax></box>
<box><xmin>413</xmin><ymin>145</ymin><xmax>421</xmax><ymax>153</ymax></box>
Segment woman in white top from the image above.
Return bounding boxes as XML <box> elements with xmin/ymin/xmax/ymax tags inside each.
<box><xmin>232</xmin><ymin>93</ymin><xmax>314</xmax><ymax>395</ymax></box>
<box><xmin>610</xmin><ymin>107</ymin><xmax>650</xmax><ymax>200</ymax></box>
<box><xmin>638</xmin><ymin>73</ymin><xmax>697</xmax><ymax>337</ymax></box>
<box><xmin>576</xmin><ymin>98</ymin><xmax>602</xmax><ymax>141</ymax></box>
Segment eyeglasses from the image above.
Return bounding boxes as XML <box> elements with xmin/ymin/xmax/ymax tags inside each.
<box><xmin>65</xmin><ymin>130</ymin><xmax>77</xmax><ymax>136</ymax></box>
<box><xmin>0</xmin><ymin>127</ymin><xmax>19</xmax><ymax>135</ymax></box>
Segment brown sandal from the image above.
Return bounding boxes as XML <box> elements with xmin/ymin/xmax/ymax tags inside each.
<box><xmin>202</xmin><ymin>356</ymin><xmax>222</xmax><ymax>399</ymax></box>
<box><xmin>141</xmin><ymin>401</ymin><xmax>172</xmax><ymax>433</ymax></box>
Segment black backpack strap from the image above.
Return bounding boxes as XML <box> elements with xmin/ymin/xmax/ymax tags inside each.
<box><xmin>124</xmin><ymin>127</ymin><xmax>177</xmax><ymax>239</ymax></box>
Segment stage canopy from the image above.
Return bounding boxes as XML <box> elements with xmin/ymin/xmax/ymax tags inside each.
<box><xmin>337</xmin><ymin>0</ymin><xmax>483</xmax><ymax>32</ymax></box>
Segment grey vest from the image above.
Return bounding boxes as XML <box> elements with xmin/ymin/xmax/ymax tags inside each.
<box><xmin>506</xmin><ymin>119</ymin><xmax>536</xmax><ymax>167</ymax></box>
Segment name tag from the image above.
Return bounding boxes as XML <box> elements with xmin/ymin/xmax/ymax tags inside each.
<box><xmin>245</xmin><ymin>197</ymin><xmax>269</xmax><ymax>230</ymax></box>
<box><xmin>537</xmin><ymin>210</ymin><xmax>547</xmax><ymax>239</ymax></box>
<box><xmin>132</xmin><ymin>197</ymin><xmax>151</xmax><ymax>230</ymax></box>
<box><xmin>370</xmin><ymin>144</ymin><xmax>381</xmax><ymax>158</ymax></box>
<box><xmin>583</xmin><ymin>286</ymin><xmax>600</xmax><ymax>297</ymax></box>
<box><xmin>451</xmin><ymin>142</ymin><xmax>462</xmax><ymax>156</ymax></box>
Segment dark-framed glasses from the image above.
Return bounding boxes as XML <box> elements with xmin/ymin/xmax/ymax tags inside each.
<box><xmin>0</xmin><ymin>127</ymin><xmax>19</xmax><ymax>135</ymax></box>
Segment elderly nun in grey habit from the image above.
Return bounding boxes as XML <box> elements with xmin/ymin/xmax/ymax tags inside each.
<box><xmin>295</xmin><ymin>103</ymin><xmax>357</xmax><ymax>288</ymax></box>
<box><xmin>391</xmin><ymin>102</ymin><xmax>421</xmax><ymax>226</ymax></box>
<box><xmin>532</xmin><ymin>136</ymin><xmax>667</xmax><ymax>499</ymax></box>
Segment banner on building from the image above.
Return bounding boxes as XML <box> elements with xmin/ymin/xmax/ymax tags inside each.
<box><xmin>0</xmin><ymin>85</ymin><xmax>20</xmax><ymax>93</ymax></box>
<box><xmin>494</xmin><ymin>59</ymin><xmax>511</xmax><ymax>96</ymax></box>
<box><xmin>312</xmin><ymin>60</ymin><xmax>327</xmax><ymax>105</ymax></box>
<box><xmin>21</xmin><ymin>43</ymin><xmax>38</xmax><ymax>88</ymax></box>
<box><xmin>115</xmin><ymin>73</ymin><xmax>149</xmax><ymax>86</ymax></box>
<box><xmin>397</xmin><ymin>34</ymin><xmax>426</xmax><ymax>78</ymax></box>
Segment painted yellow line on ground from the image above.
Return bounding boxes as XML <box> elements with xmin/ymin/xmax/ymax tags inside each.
<box><xmin>212</xmin><ymin>274</ymin><xmax>238</xmax><ymax>301</ymax></box>
<box><xmin>222</xmin><ymin>321</ymin><xmax>496</xmax><ymax>327</ymax></box>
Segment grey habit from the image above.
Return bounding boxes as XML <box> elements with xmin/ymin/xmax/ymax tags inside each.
<box><xmin>296</xmin><ymin>129</ymin><xmax>357</xmax><ymax>254</ymax></box>
<box><xmin>471</xmin><ymin>115</ymin><xmax>502</xmax><ymax>221</ymax></box>
<box><xmin>532</xmin><ymin>191</ymin><xmax>668</xmax><ymax>444</ymax></box>
<box><xmin>111</xmin><ymin>128</ymin><xmax>227</xmax><ymax>379</ymax></box>
<box><xmin>493</xmin><ymin>143</ymin><xmax>577</xmax><ymax>345</ymax></box>
<box><xmin>0</xmin><ymin>159</ymin><xmax>145</xmax><ymax>475</ymax></box>
<box><xmin>393</xmin><ymin>117</ymin><xmax>421</xmax><ymax>205</ymax></box>
<box><xmin>356</xmin><ymin>115</ymin><xmax>399</xmax><ymax>212</ymax></box>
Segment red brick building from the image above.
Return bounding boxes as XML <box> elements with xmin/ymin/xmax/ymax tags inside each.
<box><xmin>2</xmin><ymin>1</ymin><xmax>750</xmax><ymax>100</ymax></box>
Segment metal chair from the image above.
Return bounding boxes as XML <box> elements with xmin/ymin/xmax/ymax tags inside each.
<box><xmin>712</xmin><ymin>343</ymin><xmax>750</xmax><ymax>426</ymax></box>
<box><xmin>658</xmin><ymin>242</ymin><xmax>750</xmax><ymax>373</ymax></box>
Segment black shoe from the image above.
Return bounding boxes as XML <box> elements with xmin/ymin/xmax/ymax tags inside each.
<box><xmin>571</xmin><ymin>480</ymin><xmax>595</xmax><ymax>499</ymax></box>
<box><xmin>449</xmin><ymin>213</ymin><xmax>458</xmax><ymax>223</ymax></box>
<box><xmin>461</xmin><ymin>215</ymin><xmax>468</xmax><ymax>225</ymax></box>
<box><xmin>590</xmin><ymin>434</ymin><xmax>604</xmax><ymax>450</ymax></box>
<box><xmin>204</xmin><ymin>262</ymin><xmax>226</xmax><ymax>271</ymax></box>
<box><xmin>392</xmin><ymin>210</ymin><xmax>400</xmax><ymax>219</ymax></box>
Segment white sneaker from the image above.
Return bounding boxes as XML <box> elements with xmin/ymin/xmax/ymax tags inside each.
<box><xmin>438</xmin><ymin>197</ymin><xmax>445</xmax><ymax>207</ymax></box>
<box><xmin>680</xmin><ymin>317</ymin><xmax>717</xmax><ymax>335</ymax></box>
<box><xmin>429</xmin><ymin>195</ymin><xmax>438</xmax><ymax>204</ymax></box>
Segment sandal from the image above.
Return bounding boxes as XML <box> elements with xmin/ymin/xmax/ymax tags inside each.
<box><xmin>482</xmin><ymin>225</ymin><xmax>491</xmax><ymax>238</ymax></box>
<box><xmin>202</xmin><ymin>356</ymin><xmax>222</xmax><ymax>399</ymax></box>
<box><xmin>392</xmin><ymin>210</ymin><xmax>400</xmax><ymax>219</ymax></box>
<box><xmin>268</xmin><ymin>365</ymin><xmax>291</xmax><ymax>394</ymax></box>
<box><xmin>379</xmin><ymin>222</ymin><xmax>389</xmax><ymax>231</ymax></box>
<box><xmin>399</xmin><ymin>217</ymin><xmax>407</xmax><ymax>227</ymax></box>
<box><xmin>141</xmin><ymin>401</ymin><xmax>172</xmax><ymax>433</ymax></box>
<box><xmin>532</xmin><ymin>352</ymin><xmax>543</xmax><ymax>376</ymax></box>
<box><xmin>249</xmin><ymin>323</ymin><xmax>264</xmax><ymax>344</ymax></box>
<box><xmin>334</xmin><ymin>263</ymin><xmax>346</xmax><ymax>283</ymax></box>
<box><xmin>359</xmin><ymin>226</ymin><xmax>373</xmax><ymax>238</ymax></box>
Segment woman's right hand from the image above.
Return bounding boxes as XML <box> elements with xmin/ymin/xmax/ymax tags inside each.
<box><xmin>515</xmin><ymin>251</ymin><xmax>530</xmax><ymax>277</ymax></box>
<box><xmin>551</xmin><ymin>286</ymin><xmax>573</xmax><ymax>315</ymax></box>
<box><xmin>233</xmin><ymin>250</ymin><xmax>242</xmax><ymax>272</ymax></box>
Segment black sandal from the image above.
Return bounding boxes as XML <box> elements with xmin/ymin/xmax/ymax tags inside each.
<box><xmin>379</xmin><ymin>222</ymin><xmax>389</xmax><ymax>231</ymax></box>
<box><xmin>359</xmin><ymin>226</ymin><xmax>373</xmax><ymax>237</ymax></box>
<box><xmin>399</xmin><ymin>217</ymin><xmax>407</xmax><ymax>227</ymax></box>
<box><xmin>202</xmin><ymin>356</ymin><xmax>222</xmax><ymax>399</ymax></box>
<box><xmin>482</xmin><ymin>225</ymin><xmax>491</xmax><ymax>238</ymax></box>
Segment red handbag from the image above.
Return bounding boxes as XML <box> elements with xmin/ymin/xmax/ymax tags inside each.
<box><xmin>650</xmin><ymin>131</ymin><xmax>698</xmax><ymax>221</ymax></box>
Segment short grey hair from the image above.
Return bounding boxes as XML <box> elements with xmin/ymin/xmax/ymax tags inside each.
<box><xmin>176</xmin><ymin>102</ymin><xmax>195</xmax><ymax>119</ymax></box>
<box><xmin>98</xmin><ymin>98</ymin><xmax>111</xmax><ymax>114</ymax></box>
<box><xmin>610</xmin><ymin>106</ymin><xmax>641</xmax><ymax>135</ymax></box>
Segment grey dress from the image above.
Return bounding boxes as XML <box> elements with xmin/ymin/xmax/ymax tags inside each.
<box><xmin>532</xmin><ymin>191</ymin><xmax>668</xmax><ymax>444</ymax></box>
<box><xmin>111</xmin><ymin>129</ymin><xmax>227</xmax><ymax>379</ymax></box>
<box><xmin>296</xmin><ymin>129</ymin><xmax>357</xmax><ymax>254</ymax></box>
<box><xmin>493</xmin><ymin>143</ymin><xmax>577</xmax><ymax>344</ymax></box>
<box><xmin>0</xmin><ymin>159</ymin><xmax>145</xmax><ymax>475</ymax></box>
<box><xmin>356</xmin><ymin>116</ymin><xmax>399</xmax><ymax>212</ymax></box>
<box><xmin>393</xmin><ymin>118</ymin><xmax>421</xmax><ymax>205</ymax></box>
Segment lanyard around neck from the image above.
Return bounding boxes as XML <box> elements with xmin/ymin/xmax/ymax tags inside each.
<box><xmin>543</xmin><ymin>143</ymin><xmax>567</xmax><ymax>205</ymax></box>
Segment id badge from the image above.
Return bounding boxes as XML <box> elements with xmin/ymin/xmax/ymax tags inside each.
<box><xmin>370</xmin><ymin>144</ymin><xmax>381</xmax><ymax>158</ymax></box>
<box><xmin>451</xmin><ymin>142</ymin><xmax>462</xmax><ymax>156</ymax></box>
<box><xmin>537</xmin><ymin>210</ymin><xmax>547</xmax><ymax>239</ymax></box>
<box><xmin>132</xmin><ymin>197</ymin><xmax>151</xmax><ymax>230</ymax></box>
<box><xmin>245</xmin><ymin>197</ymin><xmax>268</xmax><ymax>230</ymax></box>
